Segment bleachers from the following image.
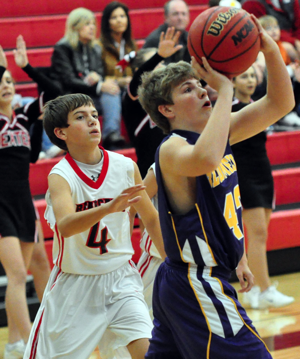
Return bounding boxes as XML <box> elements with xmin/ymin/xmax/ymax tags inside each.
<box><xmin>1</xmin><ymin>0</ymin><xmax>207</xmax><ymax>18</ymax></box>
<box><xmin>2</xmin><ymin>3</ymin><xmax>208</xmax><ymax>98</ymax></box>
<box><xmin>2</xmin><ymin>0</ymin><xmax>300</xmax><ymax>271</ymax></box>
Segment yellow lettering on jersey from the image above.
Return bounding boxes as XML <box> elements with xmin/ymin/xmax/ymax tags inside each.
<box><xmin>216</xmin><ymin>166</ymin><xmax>225</xmax><ymax>183</ymax></box>
<box><xmin>224</xmin><ymin>190</ymin><xmax>243</xmax><ymax>240</ymax></box>
<box><xmin>207</xmin><ymin>155</ymin><xmax>237</xmax><ymax>188</ymax></box>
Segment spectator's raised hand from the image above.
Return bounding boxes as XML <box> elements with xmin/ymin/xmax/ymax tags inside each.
<box><xmin>157</xmin><ymin>27</ymin><xmax>183</xmax><ymax>59</ymax></box>
<box><xmin>0</xmin><ymin>45</ymin><xmax>8</xmax><ymax>68</ymax></box>
<box><xmin>13</xmin><ymin>35</ymin><xmax>28</xmax><ymax>68</ymax></box>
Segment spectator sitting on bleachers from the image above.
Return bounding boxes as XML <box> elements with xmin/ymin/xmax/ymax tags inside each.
<box><xmin>51</xmin><ymin>7</ymin><xmax>125</xmax><ymax>151</ymax></box>
<box><xmin>143</xmin><ymin>0</ymin><xmax>191</xmax><ymax>64</ymax></box>
<box><xmin>242</xmin><ymin>0</ymin><xmax>300</xmax><ymax>60</ymax></box>
<box><xmin>98</xmin><ymin>2</ymin><xmax>136</xmax><ymax>92</ymax></box>
<box><xmin>98</xmin><ymin>1</ymin><xmax>136</xmax><ymax>150</ymax></box>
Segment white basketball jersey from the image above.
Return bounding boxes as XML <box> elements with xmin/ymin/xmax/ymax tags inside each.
<box><xmin>45</xmin><ymin>149</ymin><xmax>135</xmax><ymax>275</ymax></box>
<box><xmin>140</xmin><ymin>164</ymin><xmax>161</xmax><ymax>259</ymax></box>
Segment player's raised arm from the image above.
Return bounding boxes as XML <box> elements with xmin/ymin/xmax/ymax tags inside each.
<box><xmin>159</xmin><ymin>58</ymin><xmax>234</xmax><ymax>178</ymax></box>
<box><xmin>229</xmin><ymin>15</ymin><xmax>295</xmax><ymax>145</ymax></box>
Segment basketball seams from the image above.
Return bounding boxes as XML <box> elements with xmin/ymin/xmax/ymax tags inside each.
<box><xmin>188</xmin><ymin>7</ymin><xmax>220</xmax><ymax>64</ymax></box>
<box><xmin>201</xmin><ymin>7</ymin><xmax>221</xmax><ymax>60</ymax></box>
<box><xmin>209</xmin><ymin>35</ymin><xmax>259</xmax><ymax>64</ymax></box>
<box><xmin>206</xmin><ymin>12</ymin><xmax>250</xmax><ymax>60</ymax></box>
<box><xmin>187</xmin><ymin>6</ymin><xmax>260</xmax><ymax>77</ymax></box>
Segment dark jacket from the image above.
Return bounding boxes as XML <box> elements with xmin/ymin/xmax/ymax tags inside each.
<box><xmin>143</xmin><ymin>23</ymin><xmax>191</xmax><ymax>64</ymax></box>
<box><xmin>51</xmin><ymin>38</ymin><xmax>105</xmax><ymax>96</ymax></box>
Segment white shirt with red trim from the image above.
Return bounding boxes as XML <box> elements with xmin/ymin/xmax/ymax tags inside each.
<box><xmin>45</xmin><ymin>148</ymin><xmax>135</xmax><ymax>275</ymax></box>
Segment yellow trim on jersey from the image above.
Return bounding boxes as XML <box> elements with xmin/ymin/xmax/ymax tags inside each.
<box><xmin>187</xmin><ymin>263</ymin><xmax>212</xmax><ymax>359</ymax></box>
<box><xmin>213</xmin><ymin>276</ymin><xmax>271</xmax><ymax>354</ymax></box>
<box><xmin>169</xmin><ymin>212</ymin><xmax>187</xmax><ymax>262</ymax></box>
<box><xmin>195</xmin><ymin>204</ymin><xmax>217</xmax><ymax>266</ymax></box>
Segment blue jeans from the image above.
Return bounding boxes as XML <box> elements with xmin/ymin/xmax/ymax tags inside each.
<box><xmin>93</xmin><ymin>92</ymin><xmax>122</xmax><ymax>139</ymax></box>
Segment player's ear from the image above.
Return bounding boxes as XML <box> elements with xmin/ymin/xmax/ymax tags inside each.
<box><xmin>158</xmin><ymin>104</ymin><xmax>174</xmax><ymax>119</ymax></box>
<box><xmin>54</xmin><ymin>127</ymin><xmax>67</xmax><ymax>140</ymax></box>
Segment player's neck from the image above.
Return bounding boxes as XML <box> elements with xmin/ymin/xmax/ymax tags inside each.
<box><xmin>68</xmin><ymin>145</ymin><xmax>102</xmax><ymax>165</ymax></box>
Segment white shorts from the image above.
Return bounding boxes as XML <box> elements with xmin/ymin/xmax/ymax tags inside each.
<box><xmin>137</xmin><ymin>252</ymin><xmax>163</xmax><ymax>320</ymax></box>
<box><xmin>24</xmin><ymin>262</ymin><xmax>152</xmax><ymax>359</ymax></box>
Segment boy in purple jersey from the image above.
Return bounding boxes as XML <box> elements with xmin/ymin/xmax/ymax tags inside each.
<box><xmin>138</xmin><ymin>15</ymin><xmax>293</xmax><ymax>359</ymax></box>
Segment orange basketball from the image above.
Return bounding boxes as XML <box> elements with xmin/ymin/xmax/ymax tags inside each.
<box><xmin>188</xmin><ymin>6</ymin><xmax>260</xmax><ymax>78</ymax></box>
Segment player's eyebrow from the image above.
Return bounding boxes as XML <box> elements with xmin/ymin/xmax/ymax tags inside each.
<box><xmin>73</xmin><ymin>109</ymin><xmax>98</xmax><ymax>115</ymax></box>
<box><xmin>179</xmin><ymin>80</ymin><xmax>194</xmax><ymax>88</ymax></box>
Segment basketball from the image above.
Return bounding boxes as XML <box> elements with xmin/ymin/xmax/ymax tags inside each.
<box><xmin>187</xmin><ymin>6</ymin><xmax>260</xmax><ymax>78</ymax></box>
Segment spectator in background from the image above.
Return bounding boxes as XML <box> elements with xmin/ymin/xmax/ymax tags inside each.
<box><xmin>98</xmin><ymin>1</ymin><xmax>137</xmax><ymax>149</ymax></box>
<box><xmin>231</xmin><ymin>66</ymin><xmax>295</xmax><ymax>309</ymax></box>
<box><xmin>143</xmin><ymin>0</ymin><xmax>191</xmax><ymax>64</ymax></box>
<box><xmin>99</xmin><ymin>2</ymin><xmax>137</xmax><ymax>92</ymax></box>
<box><xmin>252</xmin><ymin>15</ymin><xmax>300</xmax><ymax>129</ymax></box>
<box><xmin>51</xmin><ymin>7</ymin><xmax>125</xmax><ymax>151</ymax></box>
<box><xmin>123</xmin><ymin>27</ymin><xmax>182</xmax><ymax>178</ymax></box>
<box><xmin>242</xmin><ymin>0</ymin><xmax>300</xmax><ymax>58</ymax></box>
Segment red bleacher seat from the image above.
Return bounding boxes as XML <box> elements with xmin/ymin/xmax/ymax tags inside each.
<box><xmin>273</xmin><ymin>168</ymin><xmax>300</xmax><ymax>206</ymax></box>
<box><xmin>266</xmin><ymin>131</ymin><xmax>300</xmax><ymax>165</ymax></box>
<box><xmin>1</xmin><ymin>6</ymin><xmax>207</xmax><ymax>50</ymax></box>
<box><xmin>1</xmin><ymin>0</ymin><xmax>207</xmax><ymax>18</ymax></box>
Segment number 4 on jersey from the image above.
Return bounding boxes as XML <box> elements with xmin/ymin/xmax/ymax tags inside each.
<box><xmin>223</xmin><ymin>185</ymin><xmax>243</xmax><ymax>240</ymax></box>
<box><xmin>86</xmin><ymin>224</ymin><xmax>111</xmax><ymax>254</ymax></box>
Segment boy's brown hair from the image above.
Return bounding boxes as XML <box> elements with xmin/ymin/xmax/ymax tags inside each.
<box><xmin>43</xmin><ymin>93</ymin><xmax>95</xmax><ymax>151</ymax></box>
<box><xmin>138</xmin><ymin>61</ymin><xmax>198</xmax><ymax>134</ymax></box>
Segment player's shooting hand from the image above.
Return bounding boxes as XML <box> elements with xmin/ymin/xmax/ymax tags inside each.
<box><xmin>250</xmin><ymin>15</ymin><xmax>278</xmax><ymax>55</ymax></box>
<box><xmin>13</xmin><ymin>35</ymin><xmax>29</xmax><ymax>68</ymax></box>
<box><xmin>236</xmin><ymin>257</ymin><xmax>254</xmax><ymax>293</ymax></box>
<box><xmin>107</xmin><ymin>184</ymin><xmax>146</xmax><ymax>214</ymax></box>
<box><xmin>158</xmin><ymin>27</ymin><xmax>183</xmax><ymax>58</ymax></box>
<box><xmin>0</xmin><ymin>45</ymin><xmax>7</xmax><ymax>68</ymax></box>
<box><xmin>191</xmin><ymin>56</ymin><xmax>232</xmax><ymax>92</ymax></box>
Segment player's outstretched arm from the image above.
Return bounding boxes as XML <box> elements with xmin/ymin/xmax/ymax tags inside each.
<box><xmin>131</xmin><ymin>163</ymin><xmax>166</xmax><ymax>259</ymax></box>
<box><xmin>48</xmin><ymin>173</ymin><xmax>145</xmax><ymax>238</ymax></box>
<box><xmin>229</xmin><ymin>15</ymin><xmax>295</xmax><ymax>145</ymax></box>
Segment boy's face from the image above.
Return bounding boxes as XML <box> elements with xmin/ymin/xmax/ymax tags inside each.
<box><xmin>166</xmin><ymin>78</ymin><xmax>212</xmax><ymax>131</ymax></box>
<box><xmin>60</xmin><ymin>104</ymin><xmax>101</xmax><ymax>147</ymax></box>
<box><xmin>264</xmin><ymin>22</ymin><xmax>280</xmax><ymax>42</ymax></box>
<box><xmin>233</xmin><ymin>67</ymin><xmax>257</xmax><ymax>98</ymax></box>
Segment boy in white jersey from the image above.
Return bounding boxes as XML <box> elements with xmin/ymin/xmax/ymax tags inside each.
<box><xmin>24</xmin><ymin>93</ymin><xmax>166</xmax><ymax>359</ymax></box>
